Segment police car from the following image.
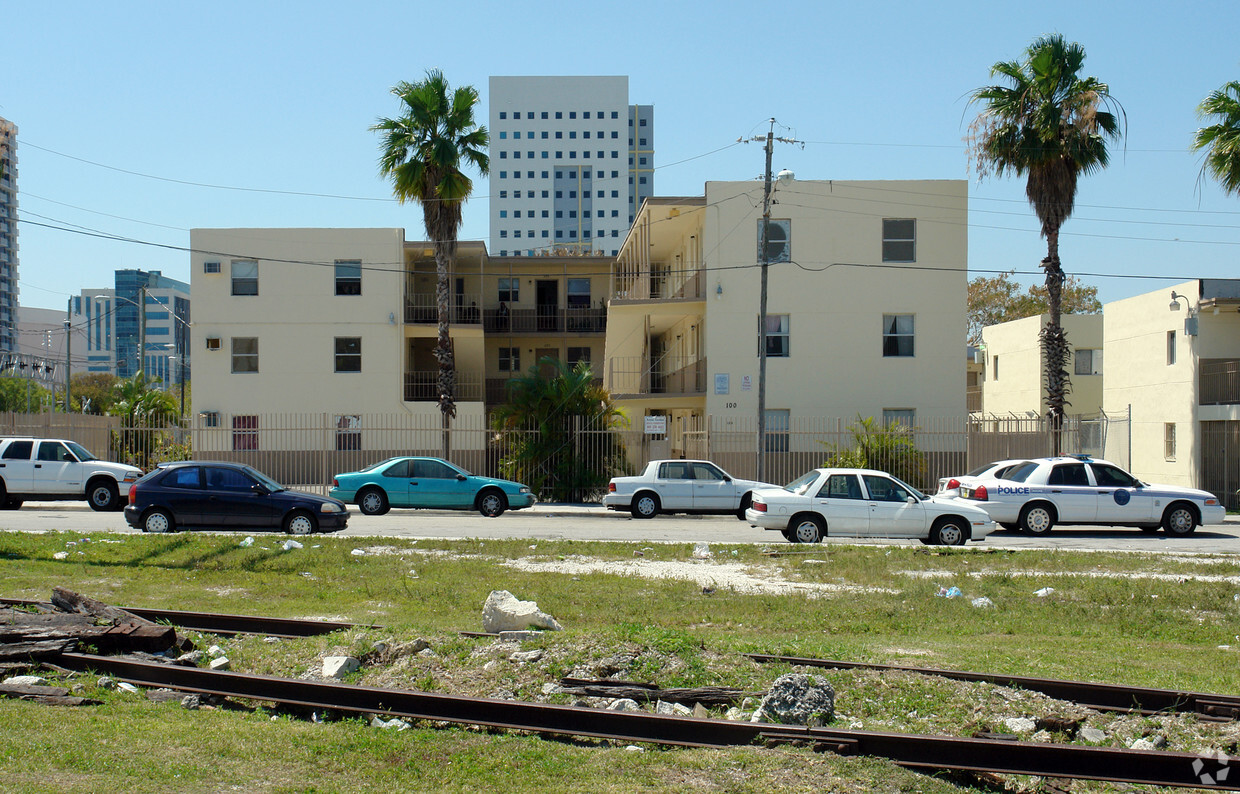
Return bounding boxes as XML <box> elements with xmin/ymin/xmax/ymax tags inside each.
<box><xmin>955</xmin><ymin>455</ymin><xmax>1226</xmax><ymax>535</ymax></box>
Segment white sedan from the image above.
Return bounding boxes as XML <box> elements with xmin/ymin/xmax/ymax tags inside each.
<box><xmin>745</xmin><ymin>467</ymin><xmax>996</xmax><ymax>545</ymax></box>
<box><xmin>604</xmin><ymin>459</ymin><xmax>779</xmax><ymax>519</ymax></box>
<box><xmin>954</xmin><ymin>455</ymin><xmax>1226</xmax><ymax>535</ymax></box>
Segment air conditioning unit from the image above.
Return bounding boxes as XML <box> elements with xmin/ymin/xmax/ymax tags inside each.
<box><xmin>205</xmin><ymin>337</ymin><xmax>221</xmax><ymax>351</ymax></box>
<box><xmin>203</xmin><ymin>261</ymin><xmax>221</xmax><ymax>274</ymax></box>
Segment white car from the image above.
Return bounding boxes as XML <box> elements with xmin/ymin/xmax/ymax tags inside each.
<box><xmin>954</xmin><ymin>455</ymin><xmax>1226</xmax><ymax>535</ymax></box>
<box><xmin>936</xmin><ymin>459</ymin><xmax>1025</xmax><ymax>496</ymax></box>
<box><xmin>603</xmin><ymin>459</ymin><xmax>779</xmax><ymax>519</ymax></box>
<box><xmin>745</xmin><ymin>467</ymin><xmax>996</xmax><ymax>545</ymax></box>
<box><xmin>0</xmin><ymin>437</ymin><xmax>143</xmax><ymax>511</ymax></box>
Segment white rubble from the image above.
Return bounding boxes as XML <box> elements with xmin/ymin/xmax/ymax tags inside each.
<box><xmin>322</xmin><ymin>656</ymin><xmax>360</xmax><ymax>679</ymax></box>
<box><xmin>482</xmin><ymin>590</ymin><xmax>562</xmax><ymax>633</ymax></box>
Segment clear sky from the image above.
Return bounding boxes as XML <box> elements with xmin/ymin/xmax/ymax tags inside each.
<box><xmin>5</xmin><ymin>0</ymin><xmax>1239</xmax><ymax>312</ymax></box>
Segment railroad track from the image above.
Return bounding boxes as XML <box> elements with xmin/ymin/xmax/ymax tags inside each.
<box><xmin>54</xmin><ymin>653</ymin><xmax>1234</xmax><ymax>789</ymax></box>
<box><xmin>745</xmin><ymin>653</ymin><xmax>1240</xmax><ymax>721</ymax></box>
<box><xmin>0</xmin><ymin>598</ymin><xmax>369</xmax><ymax>638</ymax></box>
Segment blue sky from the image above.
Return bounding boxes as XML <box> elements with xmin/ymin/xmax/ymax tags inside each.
<box><xmin>5</xmin><ymin>0</ymin><xmax>1239</xmax><ymax>311</ymax></box>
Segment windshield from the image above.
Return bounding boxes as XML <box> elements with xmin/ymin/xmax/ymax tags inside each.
<box><xmin>783</xmin><ymin>470</ymin><xmax>821</xmax><ymax>496</ymax></box>
<box><xmin>244</xmin><ymin>466</ymin><xmax>286</xmax><ymax>492</ymax></box>
<box><xmin>65</xmin><ymin>441</ymin><xmax>97</xmax><ymax>462</ymax></box>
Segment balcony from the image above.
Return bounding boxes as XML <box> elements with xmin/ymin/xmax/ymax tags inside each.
<box><xmin>403</xmin><ymin>371</ymin><xmax>483</xmax><ymax>403</ymax></box>
<box><xmin>1201</xmin><ymin>359</ymin><xmax>1240</xmax><ymax>405</ymax></box>
<box><xmin>483</xmin><ymin>305</ymin><xmax>606</xmax><ymax>334</ymax></box>
<box><xmin>608</xmin><ymin>356</ymin><xmax>707</xmax><ymax>396</ymax></box>
<box><xmin>405</xmin><ymin>293</ymin><xmax>484</xmax><ymax>326</ymax></box>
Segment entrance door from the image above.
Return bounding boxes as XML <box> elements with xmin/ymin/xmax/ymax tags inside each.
<box><xmin>536</xmin><ymin>280</ymin><xmax>558</xmax><ymax>331</ymax></box>
<box><xmin>536</xmin><ymin>348</ymin><xmax>558</xmax><ymax>377</ymax></box>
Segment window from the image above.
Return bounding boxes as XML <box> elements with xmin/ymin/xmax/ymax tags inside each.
<box><xmin>882</xmin><ymin>219</ymin><xmax>916</xmax><ymax>262</ymax></box>
<box><xmin>37</xmin><ymin>442</ymin><xmax>73</xmax><ymax>462</ymax></box>
<box><xmin>232</xmin><ymin>416</ymin><xmax>258</xmax><ymax>451</ymax></box>
<box><xmin>1167</xmin><ymin>330</ymin><xmax>1177</xmax><ymax>365</ymax></box>
<box><xmin>863</xmin><ymin>474</ymin><xmax>914</xmax><ymax>502</ymax></box>
<box><xmin>759</xmin><ymin>314</ymin><xmax>790</xmax><ymax>357</ymax></box>
<box><xmin>1</xmin><ymin>440</ymin><xmax>31</xmax><ymax>460</ymax></box>
<box><xmin>567</xmin><ymin>346</ymin><xmax>591</xmax><ymax>368</ymax></box>
<box><xmin>334</xmin><ymin>261</ymin><xmax>361</xmax><ymax>295</ymax></box>
<box><xmin>1048</xmin><ymin>463</ymin><xmax>1089</xmax><ymax>486</ymax></box>
<box><xmin>499</xmin><ymin>112</ymin><xmax>506</xmax><ymax>119</ymax></box>
<box><xmin>1164</xmin><ymin>423</ymin><xmax>1177</xmax><ymax>459</ymax></box>
<box><xmin>231</xmin><ymin>337</ymin><xmax>258</xmax><ymax>373</ymax></box>
<box><xmin>231</xmin><ymin>260</ymin><xmax>258</xmax><ymax>296</ymax></box>
<box><xmin>335</xmin><ymin>337</ymin><xmax>361</xmax><ymax>373</ymax></box>
<box><xmin>498</xmin><ymin>277</ymin><xmax>519</xmax><ymax>303</ymax></box>
<box><xmin>1074</xmin><ymin>348</ymin><xmax>1102</xmax><ymax>375</ymax></box>
<box><xmin>555</xmin><ymin>111</ymin><xmax>562</xmax><ymax>119</ymax></box>
<box><xmin>764</xmin><ymin>409</ymin><xmax>789</xmax><ymax>453</ymax></box>
<box><xmin>163</xmin><ymin>466</ymin><xmax>201</xmax><ymax>489</ymax></box>
<box><xmin>882</xmin><ymin>409</ymin><xmax>915</xmax><ymax>428</ymax></box>
<box><xmin>203</xmin><ymin>261</ymin><xmax>221</xmax><ymax>274</ymax></box>
<box><xmin>413</xmin><ymin>458</ymin><xmax>458</xmax><ymax>478</ymax></box>
<box><xmin>541</xmin><ymin>111</ymin><xmax>548</xmax><ymax>119</ymax></box>
<box><xmin>499</xmin><ymin>347</ymin><xmax>520</xmax><ymax>372</ymax></box>
<box><xmin>201</xmin><ymin>411</ymin><xmax>220</xmax><ymax>427</ymax></box>
<box><xmin>993</xmin><ymin>355</ymin><xmax>1000</xmax><ymax>380</ymax></box>
<box><xmin>1092</xmin><ymin>463</ymin><xmax>1139</xmax><ymax>487</ymax></box>
<box><xmin>882</xmin><ymin>314</ymin><xmax>914</xmax><ymax>357</ymax></box>
<box><xmin>640</xmin><ymin>118</ymin><xmax>647</xmax><ymax>126</ymax></box>
<box><xmin>336</xmin><ymin>415</ymin><xmax>361</xmax><ymax>451</ymax></box>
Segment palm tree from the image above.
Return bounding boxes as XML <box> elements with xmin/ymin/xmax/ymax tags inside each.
<box><xmin>968</xmin><ymin>35</ymin><xmax>1123</xmax><ymax>447</ymax></box>
<box><xmin>491</xmin><ymin>358</ymin><xmax>630</xmax><ymax>502</ymax></box>
<box><xmin>372</xmin><ymin>70</ymin><xmax>488</xmax><ymax>457</ymax></box>
<box><xmin>1192</xmin><ymin>81</ymin><xmax>1240</xmax><ymax>196</ymax></box>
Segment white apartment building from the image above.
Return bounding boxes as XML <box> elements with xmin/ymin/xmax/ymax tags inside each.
<box><xmin>980</xmin><ymin>313</ymin><xmax>1104</xmax><ymax>418</ymax></box>
<box><xmin>488</xmin><ymin>76</ymin><xmax>653</xmax><ymax>256</ymax></box>
<box><xmin>0</xmin><ymin>117</ymin><xmax>20</xmax><ymax>351</ymax></box>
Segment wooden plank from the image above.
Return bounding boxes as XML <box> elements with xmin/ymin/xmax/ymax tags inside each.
<box><xmin>51</xmin><ymin>587</ymin><xmax>157</xmax><ymax>626</ymax></box>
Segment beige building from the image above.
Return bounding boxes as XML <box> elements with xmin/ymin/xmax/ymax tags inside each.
<box><xmin>979</xmin><ymin>313</ymin><xmax>1104</xmax><ymax>418</ymax></box>
<box><xmin>604</xmin><ymin>178</ymin><xmax>969</xmax><ymax>459</ymax></box>
<box><xmin>1104</xmin><ymin>279</ymin><xmax>1240</xmax><ymax>500</ymax></box>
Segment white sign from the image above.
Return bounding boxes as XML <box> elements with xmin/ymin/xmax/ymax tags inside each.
<box><xmin>714</xmin><ymin>373</ymin><xmax>730</xmax><ymax>395</ymax></box>
<box><xmin>644</xmin><ymin>415</ymin><xmax>667</xmax><ymax>435</ymax></box>
<box><xmin>741</xmin><ymin>375</ymin><xmax>752</xmax><ymax>391</ymax></box>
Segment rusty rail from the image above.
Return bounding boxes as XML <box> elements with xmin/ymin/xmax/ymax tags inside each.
<box><xmin>56</xmin><ymin>654</ymin><xmax>1235</xmax><ymax>789</ymax></box>
<box><xmin>745</xmin><ymin>654</ymin><xmax>1240</xmax><ymax>721</ymax></box>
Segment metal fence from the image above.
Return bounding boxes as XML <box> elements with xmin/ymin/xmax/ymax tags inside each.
<box><xmin>0</xmin><ymin>409</ymin><xmax>1131</xmax><ymax>502</ymax></box>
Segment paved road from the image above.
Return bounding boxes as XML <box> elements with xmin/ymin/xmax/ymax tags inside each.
<box><xmin>2</xmin><ymin>503</ymin><xmax>1239</xmax><ymax>554</ymax></box>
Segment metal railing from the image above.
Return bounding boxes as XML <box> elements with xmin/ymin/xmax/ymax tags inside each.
<box><xmin>483</xmin><ymin>305</ymin><xmax>606</xmax><ymax>334</ymax></box>
<box><xmin>404</xmin><ymin>294</ymin><xmax>484</xmax><ymax>326</ymax></box>
<box><xmin>607</xmin><ymin>356</ymin><xmax>707</xmax><ymax>396</ymax></box>
<box><xmin>403</xmin><ymin>372</ymin><xmax>483</xmax><ymax>402</ymax></box>
<box><xmin>1200</xmin><ymin>359</ymin><xmax>1240</xmax><ymax>405</ymax></box>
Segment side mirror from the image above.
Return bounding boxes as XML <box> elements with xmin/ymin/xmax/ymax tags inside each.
<box><xmin>456</xmin><ymin>474</ymin><xmax>467</xmax><ymax>481</ymax></box>
<box><xmin>251</xmin><ymin>483</ymin><xmax>269</xmax><ymax>495</ymax></box>
<box><xmin>906</xmin><ymin>496</ymin><xmax>917</xmax><ymax>505</ymax></box>
<box><xmin>723</xmin><ymin>475</ymin><xmax>732</xmax><ymax>482</ymax></box>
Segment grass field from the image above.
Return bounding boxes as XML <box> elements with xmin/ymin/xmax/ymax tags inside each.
<box><xmin>1</xmin><ymin>530</ymin><xmax>1237</xmax><ymax>792</ymax></box>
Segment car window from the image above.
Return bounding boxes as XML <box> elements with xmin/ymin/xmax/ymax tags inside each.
<box><xmin>205</xmin><ymin>466</ymin><xmax>256</xmax><ymax>491</ymax></box>
<box><xmin>1091</xmin><ymin>464</ymin><xmax>1139</xmax><ymax>488</ymax></box>
<box><xmin>1004</xmin><ymin>462</ymin><xmax>1039</xmax><ymax>483</ymax></box>
<box><xmin>65</xmin><ymin>442</ymin><xmax>97</xmax><ymax>462</ymax></box>
<box><xmin>659</xmin><ymin>462</ymin><xmax>694</xmax><ymax>480</ymax></box>
<box><xmin>818</xmin><ymin>474</ymin><xmax>863</xmax><ymax>499</ymax></box>
<box><xmin>162</xmin><ymin>467</ymin><xmax>202</xmax><ymax>489</ymax></box>
<box><xmin>1048</xmin><ymin>463</ymin><xmax>1089</xmax><ymax>486</ymax></box>
<box><xmin>382</xmin><ymin>459</ymin><xmax>411</xmax><ymax>478</ymax></box>
<box><xmin>37</xmin><ymin>442</ymin><xmax>73</xmax><ymax>462</ymax></box>
<box><xmin>2</xmin><ymin>441</ymin><xmax>32</xmax><ymax>460</ymax></box>
<box><xmin>413</xmin><ymin>459</ymin><xmax>457</xmax><ymax>479</ymax></box>
<box><xmin>862</xmin><ymin>475</ymin><xmax>913</xmax><ymax>502</ymax></box>
<box><xmin>783</xmin><ymin>470</ymin><xmax>821</xmax><ymax>495</ymax></box>
<box><xmin>691</xmin><ymin>463</ymin><xmax>724</xmax><ymax>481</ymax></box>
<box><xmin>967</xmin><ymin>462</ymin><xmax>1001</xmax><ymax>477</ymax></box>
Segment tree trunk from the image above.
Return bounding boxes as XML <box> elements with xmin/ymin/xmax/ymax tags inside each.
<box><xmin>434</xmin><ymin>245</ymin><xmax>456</xmax><ymax>459</ymax></box>
<box><xmin>1040</xmin><ymin>226</ymin><xmax>1071</xmax><ymax>456</ymax></box>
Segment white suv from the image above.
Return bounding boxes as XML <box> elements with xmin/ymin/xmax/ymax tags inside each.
<box><xmin>0</xmin><ymin>438</ymin><xmax>143</xmax><ymax>511</ymax></box>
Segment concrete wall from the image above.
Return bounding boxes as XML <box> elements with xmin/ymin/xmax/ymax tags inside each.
<box><xmin>981</xmin><ymin>313</ymin><xmax>1103</xmax><ymax>417</ymax></box>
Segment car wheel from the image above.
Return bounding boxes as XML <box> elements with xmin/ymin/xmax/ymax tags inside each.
<box><xmin>285</xmin><ymin>510</ymin><xmax>317</xmax><ymax>535</ymax></box>
<box><xmin>358</xmin><ymin>488</ymin><xmax>390</xmax><ymax>516</ymax></box>
<box><xmin>1019</xmin><ymin>503</ymin><xmax>1056</xmax><ymax>535</ymax></box>
<box><xmin>478</xmin><ymin>489</ymin><xmax>508</xmax><ymax>518</ymax></box>
<box><xmin>790</xmin><ymin>514</ymin><xmax>825</xmax><ymax>544</ymax></box>
<box><xmin>88</xmin><ymin>480</ymin><xmax>118</xmax><ymax>512</ymax></box>
<box><xmin>736</xmin><ymin>494</ymin><xmax>752</xmax><ymax>521</ymax></box>
<box><xmin>1161</xmin><ymin>503</ymin><xmax>1198</xmax><ymax>535</ymax></box>
<box><xmin>631</xmin><ymin>492</ymin><xmax>659</xmax><ymax>519</ymax></box>
<box><xmin>143</xmin><ymin>508</ymin><xmax>174</xmax><ymax>534</ymax></box>
<box><xmin>781</xmin><ymin>528</ymin><xmax>798</xmax><ymax>543</ymax></box>
<box><xmin>1</xmin><ymin>497</ymin><xmax>21</xmax><ymax>510</ymax></box>
<box><xmin>932</xmin><ymin>518</ymin><xmax>968</xmax><ymax>546</ymax></box>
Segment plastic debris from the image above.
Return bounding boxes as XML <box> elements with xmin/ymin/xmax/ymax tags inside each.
<box><xmin>935</xmin><ymin>586</ymin><xmax>963</xmax><ymax>598</ymax></box>
<box><xmin>971</xmin><ymin>596</ymin><xmax>994</xmax><ymax>609</ymax></box>
<box><xmin>281</xmin><ymin>540</ymin><xmax>303</xmax><ymax>551</ymax></box>
<box><xmin>239</xmin><ymin>537</ymin><xmax>254</xmax><ymax>548</ymax></box>
<box><xmin>52</xmin><ymin>551</ymin><xmax>68</xmax><ymax>560</ymax></box>
<box><xmin>692</xmin><ymin>542</ymin><xmax>713</xmax><ymax>559</ymax></box>
<box><xmin>351</xmin><ymin>548</ymin><xmax>366</xmax><ymax>556</ymax></box>
<box><xmin>1034</xmin><ymin>587</ymin><xmax>1055</xmax><ymax>597</ymax></box>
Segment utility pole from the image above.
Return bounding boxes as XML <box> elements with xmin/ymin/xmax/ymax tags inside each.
<box><xmin>64</xmin><ymin>320</ymin><xmax>71</xmax><ymax>413</ymax></box>
<box><xmin>744</xmin><ymin>119</ymin><xmax>800</xmax><ymax>483</ymax></box>
<box><xmin>138</xmin><ymin>286</ymin><xmax>146</xmax><ymax>383</ymax></box>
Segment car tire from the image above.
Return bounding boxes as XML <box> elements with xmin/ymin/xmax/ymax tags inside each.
<box><xmin>932</xmin><ymin>517</ymin><xmax>968</xmax><ymax>546</ymax></box>
<box><xmin>88</xmin><ymin>479</ymin><xmax>119</xmax><ymax>512</ymax></box>
<box><xmin>1161</xmin><ymin>502</ymin><xmax>1198</xmax><ymax>535</ymax></box>
<box><xmin>781</xmin><ymin>528</ymin><xmax>797</xmax><ymax>543</ymax></box>
<box><xmin>284</xmin><ymin>510</ymin><xmax>317</xmax><ymax>535</ymax></box>
<box><xmin>789</xmin><ymin>514</ymin><xmax>825</xmax><ymax>544</ymax></box>
<box><xmin>478</xmin><ymin>489</ymin><xmax>508</xmax><ymax>518</ymax></box>
<box><xmin>631</xmin><ymin>492</ymin><xmax>660</xmax><ymax>519</ymax></box>
<box><xmin>736</xmin><ymin>494</ymin><xmax>752</xmax><ymax>521</ymax></box>
<box><xmin>143</xmin><ymin>508</ymin><xmax>174</xmax><ymax>534</ymax></box>
<box><xmin>1018</xmin><ymin>503</ymin><xmax>1056</xmax><ymax>535</ymax></box>
<box><xmin>358</xmin><ymin>487</ymin><xmax>390</xmax><ymax>516</ymax></box>
<box><xmin>0</xmin><ymin>496</ymin><xmax>21</xmax><ymax>510</ymax></box>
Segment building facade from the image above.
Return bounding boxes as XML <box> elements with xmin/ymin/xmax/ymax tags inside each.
<box><xmin>0</xmin><ymin>117</ymin><xmax>19</xmax><ymax>352</ymax></box>
<box><xmin>979</xmin><ymin>313</ymin><xmax>1104</xmax><ymax>418</ymax></box>
<box><xmin>16</xmin><ymin>306</ymin><xmax>88</xmax><ymax>377</ymax></box>
<box><xmin>488</xmin><ymin>76</ymin><xmax>653</xmax><ymax>257</ymax></box>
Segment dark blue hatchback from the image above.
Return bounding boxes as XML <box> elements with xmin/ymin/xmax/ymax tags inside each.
<box><xmin>124</xmin><ymin>461</ymin><xmax>349</xmax><ymax>534</ymax></box>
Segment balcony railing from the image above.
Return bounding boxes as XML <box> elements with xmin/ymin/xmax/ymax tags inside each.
<box><xmin>613</xmin><ymin>264</ymin><xmax>704</xmax><ymax>302</ymax></box>
<box><xmin>967</xmin><ymin>387</ymin><xmax>983</xmax><ymax>413</ymax></box>
<box><xmin>608</xmin><ymin>356</ymin><xmax>707</xmax><ymax>396</ymax></box>
<box><xmin>483</xmin><ymin>305</ymin><xmax>606</xmax><ymax>334</ymax></box>
<box><xmin>487</xmin><ymin>376</ymin><xmax>602</xmax><ymax>405</ymax></box>
<box><xmin>403</xmin><ymin>371</ymin><xmax>483</xmax><ymax>403</ymax></box>
<box><xmin>1200</xmin><ymin>359</ymin><xmax>1240</xmax><ymax>405</ymax></box>
<box><xmin>404</xmin><ymin>293</ymin><xmax>484</xmax><ymax>325</ymax></box>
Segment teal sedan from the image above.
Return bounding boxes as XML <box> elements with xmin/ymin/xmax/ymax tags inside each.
<box><xmin>330</xmin><ymin>457</ymin><xmax>535</xmax><ymax>517</ymax></box>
